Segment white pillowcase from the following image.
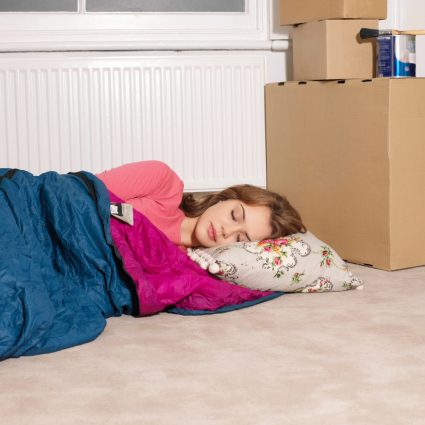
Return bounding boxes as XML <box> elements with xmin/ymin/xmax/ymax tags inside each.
<box><xmin>191</xmin><ymin>231</ymin><xmax>363</xmax><ymax>293</ymax></box>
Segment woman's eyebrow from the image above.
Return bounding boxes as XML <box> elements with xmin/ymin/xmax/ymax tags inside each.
<box><xmin>240</xmin><ymin>204</ymin><xmax>251</xmax><ymax>241</ymax></box>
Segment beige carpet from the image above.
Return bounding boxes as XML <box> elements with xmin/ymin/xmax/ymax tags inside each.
<box><xmin>1</xmin><ymin>264</ymin><xmax>425</xmax><ymax>425</ymax></box>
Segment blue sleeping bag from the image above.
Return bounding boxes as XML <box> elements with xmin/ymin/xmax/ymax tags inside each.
<box><xmin>0</xmin><ymin>169</ymin><xmax>136</xmax><ymax>359</ymax></box>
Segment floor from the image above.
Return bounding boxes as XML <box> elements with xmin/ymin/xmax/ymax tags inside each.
<box><xmin>1</xmin><ymin>263</ymin><xmax>425</xmax><ymax>425</ymax></box>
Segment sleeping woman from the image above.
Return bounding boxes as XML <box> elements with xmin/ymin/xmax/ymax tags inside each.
<box><xmin>0</xmin><ymin>162</ymin><xmax>305</xmax><ymax>358</ymax></box>
<box><xmin>97</xmin><ymin>160</ymin><xmax>306</xmax><ymax>249</ymax></box>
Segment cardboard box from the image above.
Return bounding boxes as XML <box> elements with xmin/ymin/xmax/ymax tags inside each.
<box><xmin>280</xmin><ymin>0</ymin><xmax>387</xmax><ymax>25</ymax></box>
<box><xmin>292</xmin><ymin>20</ymin><xmax>378</xmax><ymax>80</ymax></box>
<box><xmin>265</xmin><ymin>78</ymin><xmax>425</xmax><ymax>271</ymax></box>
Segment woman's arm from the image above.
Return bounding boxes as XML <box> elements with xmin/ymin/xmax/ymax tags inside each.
<box><xmin>97</xmin><ymin>160</ymin><xmax>182</xmax><ymax>202</ymax></box>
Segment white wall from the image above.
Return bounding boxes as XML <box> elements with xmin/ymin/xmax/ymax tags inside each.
<box><xmin>395</xmin><ymin>0</ymin><xmax>425</xmax><ymax>77</ymax></box>
<box><xmin>380</xmin><ymin>0</ymin><xmax>425</xmax><ymax>76</ymax></box>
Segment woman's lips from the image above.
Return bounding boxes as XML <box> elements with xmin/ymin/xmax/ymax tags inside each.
<box><xmin>208</xmin><ymin>223</ymin><xmax>216</xmax><ymax>241</ymax></box>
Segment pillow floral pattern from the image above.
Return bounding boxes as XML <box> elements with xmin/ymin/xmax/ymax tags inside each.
<box><xmin>202</xmin><ymin>232</ymin><xmax>363</xmax><ymax>293</ymax></box>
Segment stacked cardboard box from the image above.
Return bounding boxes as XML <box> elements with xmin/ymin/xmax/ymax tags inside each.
<box><xmin>281</xmin><ymin>0</ymin><xmax>386</xmax><ymax>80</ymax></box>
<box><xmin>280</xmin><ymin>0</ymin><xmax>386</xmax><ymax>25</ymax></box>
<box><xmin>266</xmin><ymin>1</ymin><xmax>425</xmax><ymax>270</ymax></box>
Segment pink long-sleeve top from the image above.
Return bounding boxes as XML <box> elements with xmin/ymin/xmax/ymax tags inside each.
<box><xmin>97</xmin><ymin>161</ymin><xmax>185</xmax><ymax>245</ymax></box>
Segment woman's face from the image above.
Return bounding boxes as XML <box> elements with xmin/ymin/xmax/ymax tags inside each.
<box><xmin>193</xmin><ymin>199</ymin><xmax>272</xmax><ymax>248</ymax></box>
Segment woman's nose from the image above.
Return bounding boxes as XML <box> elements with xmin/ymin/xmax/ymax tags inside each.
<box><xmin>222</xmin><ymin>223</ymin><xmax>241</xmax><ymax>239</ymax></box>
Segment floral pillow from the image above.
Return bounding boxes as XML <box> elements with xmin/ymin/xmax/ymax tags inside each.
<box><xmin>188</xmin><ymin>231</ymin><xmax>363</xmax><ymax>293</ymax></box>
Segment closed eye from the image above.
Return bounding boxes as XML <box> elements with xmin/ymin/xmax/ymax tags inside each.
<box><xmin>231</xmin><ymin>210</ymin><xmax>237</xmax><ymax>222</ymax></box>
<box><xmin>240</xmin><ymin>204</ymin><xmax>251</xmax><ymax>242</ymax></box>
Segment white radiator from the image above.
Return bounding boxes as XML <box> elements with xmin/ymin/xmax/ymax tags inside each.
<box><xmin>0</xmin><ymin>52</ymin><xmax>267</xmax><ymax>191</ymax></box>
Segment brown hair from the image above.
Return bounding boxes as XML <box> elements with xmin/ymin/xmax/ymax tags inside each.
<box><xmin>180</xmin><ymin>184</ymin><xmax>306</xmax><ymax>239</ymax></box>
